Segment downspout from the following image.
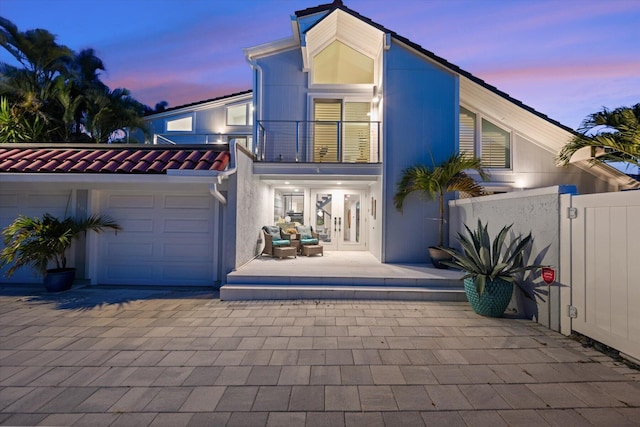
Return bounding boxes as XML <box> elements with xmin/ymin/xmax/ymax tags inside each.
<box><xmin>208</xmin><ymin>139</ymin><xmax>240</xmax><ymax>205</ymax></box>
<box><xmin>245</xmin><ymin>51</ymin><xmax>263</xmax><ymax>157</ymax></box>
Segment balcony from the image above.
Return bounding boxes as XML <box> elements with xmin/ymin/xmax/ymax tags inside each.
<box><xmin>257</xmin><ymin>120</ymin><xmax>381</xmax><ymax>164</ymax></box>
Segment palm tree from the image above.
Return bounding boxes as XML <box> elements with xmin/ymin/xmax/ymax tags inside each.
<box><xmin>394</xmin><ymin>152</ymin><xmax>489</xmax><ymax>248</ymax></box>
<box><xmin>557</xmin><ymin>104</ymin><xmax>640</xmax><ymax>168</ymax></box>
<box><xmin>83</xmin><ymin>86</ymin><xmax>149</xmax><ymax>143</ymax></box>
<box><xmin>0</xmin><ymin>17</ymin><xmax>73</xmax><ymax>141</ymax></box>
<box><xmin>67</xmin><ymin>48</ymin><xmax>106</xmax><ymax>141</ymax></box>
<box><xmin>1</xmin><ymin>18</ymin><xmax>149</xmax><ymax>143</ymax></box>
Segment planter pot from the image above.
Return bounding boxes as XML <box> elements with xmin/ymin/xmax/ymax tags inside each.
<box><xmin>464</xmin><ymin>277</ymin><xmax>513</xmax><ymax>317</ymax></box>
<box><xmin>428</xmin><ymin>246</ymin><xmax>452</xmax><ymax>269</ymax></box>
<box><xmin>43</xmin><ymin>268</ymin><xmax>76</xmax><ymax>292</ymax></box>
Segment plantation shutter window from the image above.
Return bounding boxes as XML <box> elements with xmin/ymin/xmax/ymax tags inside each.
<box><xmin>481</xmin><ymin>119</ymin><xmax>511</xmax><ymax>168</ymax></box>
<box><xmin>343</xmin><ymin>102</ymin><xmax>371</xmax><ymax>163</ymax></box>
<box><xmin>459</xmin><ymin>107</ymin><xmax>476</xmax><ymax>159</ymax></box>
<box><xmin>313</xmin><ymin>101</ymin><xmax>341</xmax><ymax>162</ymax></box>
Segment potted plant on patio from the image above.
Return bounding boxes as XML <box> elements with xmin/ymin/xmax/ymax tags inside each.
<box><xmin>0</xmin><ymin>213</ymin><xmax>121</xmax><ymax>292</ymax></box>
<box><xmin>394</xmin><ymin>152</ymin><xmax>488</xmax><ymax>268</ymax></box>
<box><xmin>441</xmin><ymin>219</ymin><xmax>542</xmax><ymax>317</ymax></box>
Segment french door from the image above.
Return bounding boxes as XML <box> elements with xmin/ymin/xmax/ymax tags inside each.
<box><xmin>311</xmin><ymin>189</ymin><xmax>366</xmax><ymax>251</ymax></box>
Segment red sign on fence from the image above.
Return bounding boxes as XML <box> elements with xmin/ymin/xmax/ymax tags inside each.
<box><xmin>542</xmin><ymin>267</ymin><xmax>555</xmax><ymax>284</ymax></box>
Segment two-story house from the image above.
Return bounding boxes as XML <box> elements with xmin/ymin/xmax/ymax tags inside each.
<box><xmin>1</xmin><ymin>0</ymin><xmax>637</xmax><ymax>288</ymax></box>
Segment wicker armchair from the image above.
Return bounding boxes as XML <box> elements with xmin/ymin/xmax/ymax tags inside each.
<box><xmin>295</xmin><ymin>225</ymin><xmax>319</xmax><ymax>247</ymax></box>
<box><xmin>261</xmin><ymin>226</ymin><xmax>291</xmax><ymax>257</ymax></box>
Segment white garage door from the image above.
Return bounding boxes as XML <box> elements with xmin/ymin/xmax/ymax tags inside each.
<box><xmin>0</xmin><ymin>189</ymin><xmax>71</xmax><ymax>284</ymax></box>
<box><xmin>98</xmin><ymin>191</ymin><xmax>217</xmax><ymax>286</ymax></box>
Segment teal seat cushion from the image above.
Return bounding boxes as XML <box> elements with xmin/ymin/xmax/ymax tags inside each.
<box><xmin>301</xmin><ymin>238</ymin><xmax>318</xmax><ymax>245</ymax></box>
<box><xmin>296</xmin><ymin>225</ymin><xmax>313</xmax><ymax>239</ymax></box>
<box><xmin>272</xmin><ymin>239</ymin><xmax>290</xmax><ymax>246</ymax></box>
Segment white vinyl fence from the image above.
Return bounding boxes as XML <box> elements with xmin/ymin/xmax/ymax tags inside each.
<box><xmin>566</xmin><ymin>190</ymin><xmax>640</xmax><ymax>361</ymax></box>
<box><xmin>450</xmin><ymin>186</ymin><xmax>640</xmax><ymax>361</ymax></box>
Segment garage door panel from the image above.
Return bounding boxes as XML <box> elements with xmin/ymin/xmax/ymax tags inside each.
<box><xmin>164</xmin><ymin>195</ymin><xmax>210</xmax><ymax>209</ymax></box>
<box><xmin>107</xmin><ymin>241</ymin><xmax>154</xmax><ymax>257</ymax></box>
<box><xmin>0</xmin><ymin>193</ymin><xmax>18</xmax><ymax>208</ymax></box>
<box><xmin>98</xmin><ymin>191</ymin><xmax>216</xmax><ymax>286</ymax></box>
<box><xmin>108</xmin><ymin>194</ymin><xmax>154</xmax><ymax>209</ymax></box>
<box><xmin>162</xmin><ymin>263</ymin><xmax>213</xmax><ymax>281</ymax></box>
<box><xmin>0</xmin><ymin>190</ymin><xmax>70</xmax><ymax>284</ymax></box>
<box><xmin>27</xmin><ymin>193</ymin><xmax>70</xmax><ymax>209</ymax></box>
<box><xmin>103</xmin><ymin>264</ymin><xmax>155</xmax><ymax>281</ymax></box>
<box><xmin>118</xmin><ymin>218</ymin><xmax>155</xmax><ymax>233</ymax></box>
<box><xmin>163</xmin><ymin>218</ymin><xmax>209</xmax><ymax>233</ymax></box>
<box><xmin>162</xmin><ymin>242</ymin><xmax>210</xmax><ymax>260</ymax></box>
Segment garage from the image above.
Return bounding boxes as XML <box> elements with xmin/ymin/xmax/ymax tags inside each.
<box><xmin>97</xmin><ymin>190</ymin><xmax>218</xmax><ymax>286</ymax></box>
<box><xmin>0</xmin><ymin>188</ymin><xmax>73</xmax><ymax>284</ymax></box>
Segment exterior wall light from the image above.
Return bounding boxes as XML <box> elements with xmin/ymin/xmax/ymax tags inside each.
<box><xmin>372</xmin><ymin>85</ymin><xmax>380</xmax><ymax>103</ymax></box>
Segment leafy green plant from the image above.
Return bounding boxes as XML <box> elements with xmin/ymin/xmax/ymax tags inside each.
<box><xmin>441</xmin><ymin>219</ymin><xmax>542</xmax><ymax>300</ymax></box>
<box><xmin>394</xmin><ymin>152</ymin><xmax>488</xmax><ymax>247</ymax></box>
<box><xmin>1</xmin><ymin>213</ymin><xmax>121</xmax><ymax>277</ymax></box>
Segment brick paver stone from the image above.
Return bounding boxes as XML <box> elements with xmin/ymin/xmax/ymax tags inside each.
<box><xmin>325</xmin><ymin>386</ymin><xmax>360</xmax><ymax>411</ymax></box>
<box><xmin>252</xmin><ymin>386</ymin><xmax>291</xmax><ymax>411</ymax></box>
<box><xmin>289</xmin><ymin>385</ymin><xmax>325</xmax><ymax>411</ymax></box>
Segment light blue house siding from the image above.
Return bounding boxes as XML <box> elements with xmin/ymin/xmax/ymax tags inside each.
<box><xmin>382</xmin><ymin>40</ymin><xmax>458</xmax><ymax>263</ymax></box>
<box><xmin>259</xmin><ymin>49</ymin><xmax>307</xmax><ymax>121</ymax></box>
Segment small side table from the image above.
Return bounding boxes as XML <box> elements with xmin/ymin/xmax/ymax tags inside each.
<box><xmin>302</xmin><ymin>245</ymin><xmax>323</xmax><ymax>257</ymax></box>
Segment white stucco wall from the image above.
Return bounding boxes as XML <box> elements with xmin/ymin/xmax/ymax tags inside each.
<box><xmin>228</xmin><ymin>146</ymin><xmax>270</xmax><ymax>276</ymax></box>
<box><xmin>448</xmin><ymin>185</ymin><xmax>577</xmax><ymax>330</ymax></box>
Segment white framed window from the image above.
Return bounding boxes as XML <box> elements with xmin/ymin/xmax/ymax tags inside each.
<box><xmin>459</xmin><ymin>106</ymin><xmax>511</xmax><ymax>169</ymax></box>
<box><xmin>226</xmin><ymin>103</ymin><xmax>253</xmax><ymax>126</ymax></box>
<box><xmin>459</xmin><ymin>107</ymin><xmax>476</xmax><ymax>159</ymax></box>
<box><xmin>481</xmin><ymin>118</ymin><xmax>511</xmax><ymax>169</ymax></box>
<box><xmin>312</xmin><ymin>40</ymin><xmax>374</xmax><ymax>85</ymax></box>
<box><xmin>166</xmin><ymin>115</ymin><xmax>193</xmax><ymax>132</ymax></box>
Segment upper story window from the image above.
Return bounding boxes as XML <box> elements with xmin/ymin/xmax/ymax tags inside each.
<box><xmin>459</xmin><ymin>106</ymin><xmax>511</xmax><ymax>169</ymax></box>
<box><xmin>166</xmin><ymin>116</ymin><xmax>193</xmax><ymax>132</ymax></box>
<box><xmin>312</xmin><ymin>40</ymin><xmax>374</xmax><ymax>85</ymax></box>
<box><xmin>226</xmin><ymin>103</ymin><xmax>253</xmax><ymax>126</ymax></box>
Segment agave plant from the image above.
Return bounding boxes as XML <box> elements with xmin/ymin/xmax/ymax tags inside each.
<box><xmin>1</xmin><ymin>213</ymin><xmax>121</xmax><ymax>277</ymax></box>
<box><xmin>441</xmin><ymin>219</ymin><xmax>542</xmax><ymax>300</ymax></box>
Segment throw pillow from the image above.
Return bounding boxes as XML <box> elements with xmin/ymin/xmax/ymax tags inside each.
<box><xmin>296</xmin><ymin>225</ymin><xmax>313</xmax><ymax>239</ymax></box>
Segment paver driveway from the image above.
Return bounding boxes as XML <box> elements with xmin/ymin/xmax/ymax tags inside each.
<box><xmin>0</xmin><ymin>287</ymin><xmax>638</xmax><ymax>426</ymax></box>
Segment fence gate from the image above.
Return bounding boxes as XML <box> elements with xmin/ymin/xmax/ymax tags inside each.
<box><xmin>570</xmin><ymin>190</ymin><xmax>640</xmax><ymax>360</ymax></box>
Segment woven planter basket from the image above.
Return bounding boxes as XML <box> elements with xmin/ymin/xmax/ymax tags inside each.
<box><xmin>464</xmin><ymin>277</ymin><xmax>513</xmax><ymax>317</ymax></box>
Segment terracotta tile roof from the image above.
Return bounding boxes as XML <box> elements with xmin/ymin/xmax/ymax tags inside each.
<box><xmin>0</xmin><ymin>145</ymin><xmax>230</xmax><ymax>174</ymax></box>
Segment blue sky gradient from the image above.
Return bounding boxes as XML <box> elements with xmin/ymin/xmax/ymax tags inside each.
<box><xmin>2</xmin><ymin>0</ymin><xmax>639</xmax><ymax>152</ymax></box>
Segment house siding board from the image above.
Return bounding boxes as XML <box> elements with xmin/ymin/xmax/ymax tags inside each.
<box><xmin>513</xmin><ymin>135</ymin><xmax>615</xmax><ymax>194</ymax></box>
<box><xmin>382</xmin><ymin>41</ymin><xmax>457</xmax><ymax>263</ymax></box>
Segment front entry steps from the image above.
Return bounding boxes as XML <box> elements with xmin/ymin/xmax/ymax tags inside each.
<box><xmin>222</xmin><ymin>251</ymin><xmax>466</xmax><ymax>302</ymax></box>
<box><xmin>220</xmin><ymin>283</ymin><xmax>466</xmax><ymax>301</ymax></box>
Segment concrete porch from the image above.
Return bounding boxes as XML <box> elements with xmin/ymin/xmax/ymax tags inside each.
<box><xmin>222</xmin><ymin>251</ymin><xmax>467</xmax><ymax>301</ymax></box>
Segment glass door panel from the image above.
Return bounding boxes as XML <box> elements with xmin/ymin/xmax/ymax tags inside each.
<box><xmin>343</xmin><ymin>102</ymin><xmax>371</xmax><ymax>163</ymax></box>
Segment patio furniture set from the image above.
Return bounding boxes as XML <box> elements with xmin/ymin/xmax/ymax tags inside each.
<box><xmin>261</xmin><ymin>225</ymin><xmax>324</xmax><ymax>259</ymax></box>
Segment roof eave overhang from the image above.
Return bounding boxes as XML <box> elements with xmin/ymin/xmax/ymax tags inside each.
<box><xmin>0</xmin><ymin>172</ymin><xmax>224</xmax><ymax>185</ymax></box>
<box><xmin>144</xmin><ymin>91</ymin><xmax>253</xmax><ymax>120</ymax></box>
<box><xmin>244</xmin><ymin>37</ymin><xmax>299</xmax><ymax>61</ymax></box>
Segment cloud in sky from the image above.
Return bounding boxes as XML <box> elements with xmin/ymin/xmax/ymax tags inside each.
<box><xmin>2</xmin><ymin>0</ymin><xmax>638</xmax><ymax>129</ymax></box>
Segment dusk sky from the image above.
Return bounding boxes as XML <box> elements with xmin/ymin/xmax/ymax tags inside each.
<box><xmin>2</xmin><ymin>0</ymin><xmax>639</xmax><ymax>151</ymax></box>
